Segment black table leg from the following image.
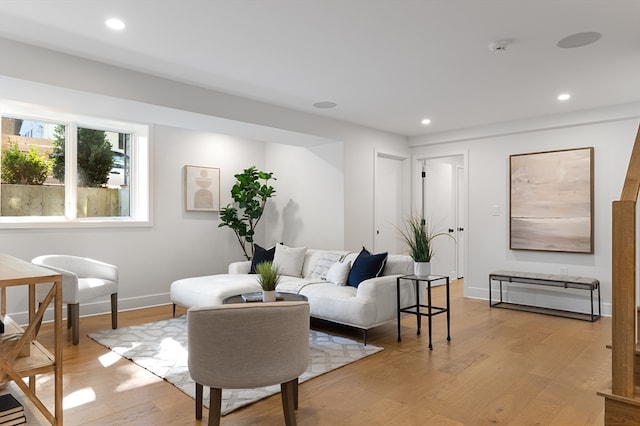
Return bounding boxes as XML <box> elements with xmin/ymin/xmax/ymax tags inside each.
<box><xmin>415</xmin><ymin>279</ymin><xmax>421</xmax><ymax>335</ymax></box>
<box><xmin>590</xmin><ymin>285</ymin><xmax>594</xmax><ymax>321</ymax></box>
<box><xmin>427</xmin><ymin>279</ymin><xmax>432</xmax><ymax>350</ymax></box>
<box><xmin>446</xmin><ymin>276</ymin><xmax>451</xmax><ymax>342</ymax></box>
<box><xmin>397</xmin><ymin>278</ymin><xmax>401</xmax><ymax>342</ymax></box>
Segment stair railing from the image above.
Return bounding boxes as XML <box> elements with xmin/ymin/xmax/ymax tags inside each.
<box><xmin>611</xmin><ymin>123</ymin><xmax>640</xmax><ymax>398</ymax></box>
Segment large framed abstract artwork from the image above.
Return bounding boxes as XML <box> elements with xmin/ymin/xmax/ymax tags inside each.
<box><xmin>184</xmin><ymin>165</ymin><xmax>220</xmax><ymax>212</ymax></box>
<box><xmin>510</xmin><ymin>147</ymin><xmax>594</xmax><ymax>253</ymax></box>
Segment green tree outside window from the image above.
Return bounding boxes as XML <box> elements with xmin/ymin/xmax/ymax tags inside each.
<box><xmin>51</xmin><ymin>126</ymin><xmax>114</xmax><ymax>187</ymax></box>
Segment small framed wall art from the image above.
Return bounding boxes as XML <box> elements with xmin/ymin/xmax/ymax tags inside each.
<box><xmin>184</xmin><ymin>165</ymin><xmax>220</xmax><ymax>212</ymax></box>
<box><xmin>510</xmin><ymin>147</ymin><xmax>594</xmax><ymax>253</ymax></box>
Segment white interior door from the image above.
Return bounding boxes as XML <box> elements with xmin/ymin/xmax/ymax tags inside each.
<box><xmin>424</xmin><ymin>159</ymin><xmax>456</xmax><ymax>278</ymax></box>
<box><xmin>375</xmin><ymin>154</ymin><xmax>405</xmax><ymax>254</ymax></box>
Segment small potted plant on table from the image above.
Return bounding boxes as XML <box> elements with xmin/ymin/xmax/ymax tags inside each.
<box><xmin>255</xmin><ymin>261</ymin><xmax>280</xmax><ymax>302</ymax></box>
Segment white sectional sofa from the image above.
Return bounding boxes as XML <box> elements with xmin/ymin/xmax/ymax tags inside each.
<box><xmin>171</xmin><ymin>247</ymin><xmax>416</xmax><ymax>343</ymax></box>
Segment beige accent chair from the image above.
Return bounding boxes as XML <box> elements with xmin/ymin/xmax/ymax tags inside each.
<box><xmin>31</xmin><ymin>254</ymin><xmax>118</xmax><ymax>345</ymax></box>
<box><xmin>187</xmin><ymin>301</ymin><xmax>310</xmax><ymax>426</ymax></box>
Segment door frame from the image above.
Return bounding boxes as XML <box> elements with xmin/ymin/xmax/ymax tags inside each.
<box><xmin>373</xmin><ymin>149</ymin><xmax>411</xmax><ymax>253</ymax></box>
<box><xmin>413</xmin><ymin>150</ymin><xmax>469</xmax><ymax>282</ymax></box>
<box><xmin>456</xmin><ymin>164</ymin><xmax>465</xmax><ymax>278</ymax></box>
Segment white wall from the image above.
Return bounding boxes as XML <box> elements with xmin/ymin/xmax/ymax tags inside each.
<box><xmin>343</xmin><ymin>135</ymin><xmax>412</xmax><ymax>252</ymax></box>
<box><xmin>3</xmin><ymin>36</ymin><xmax>638</xmax><ymax>322</ymax></box>
<box><xmin>0</xmin><ymin>37</ymin><xmax>408</xmax><ymax>252</ymax></box>
<box><xmin>154</xmin><ymin>124</ymin><xmax>267</xmax><ymax>269</ymax></box>
<box><xmin>410</xmin><ymin>106</ymin><xmax>640</xmax><ymax>316</ymax></box>
<box><xmin>0</xmin><ymin>114</ymin><xmax>347</xmax><ymax>324</ymax></box>
<box><xmin>2</xmin><ymin>37</ymin><xmax>636</xmax><ymax>322</ymax></box>
<box><xmin>0</xmin><ymin>38</ymin><xmax>408</xmax><ymax>323</ymax></box>
<box><xmin>0</xmin><ymin>122</ymin><xmax>267</xmax><ymax>320</ymax></box>
<box><xmin>265</xmin><ymin>142</ymin><xmax>344</xmax><ymax>250</ymax></box>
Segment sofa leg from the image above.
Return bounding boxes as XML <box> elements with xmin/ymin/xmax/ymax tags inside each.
<box><xmin>195</xmin><ymin>382</ymin><xmax>203</xmax><ymax>419</ymax></box>
<box><xmin>281</xmin><ymin>379</ymin><xmax>297</xmax><ymax>426</ymax></box>
<box><xmin>111</xmin><ymin>293</ymin><xmax>118</xmax><ymax>329</ymax></box>
<box><xmin>363</xmin><ymin>329</ymin><xmax>368</xmax><ymax>346</ymax></box>
<box><xmin>209</xmin><ymin>387</ymin><xmax>222</xmax><ymax>426</ymax></box>
<box><xmin>69</xmin><ymin>303</ymin><xmax>80</xmax><ymax>345</ymax></box>
<box><xmin>67</xmin><ymin>304</ymin><xmax>72</xmax><ymax>329</ymax></box>
<box><xmin>173</xmin><ymin>303</ymin><xmax>176</xmax><ymax>318</ymax></box>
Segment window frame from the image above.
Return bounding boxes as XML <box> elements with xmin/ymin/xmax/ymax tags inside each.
<box><xmin>0</xmin><ymin>102</ymin><xmax>151</xmax><ymax>229</ymax></box>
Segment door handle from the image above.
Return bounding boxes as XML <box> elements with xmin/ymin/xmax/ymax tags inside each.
<box><xmin>448</xmin><ymin>228</ymin><xmax>454</xmax><ymax>233</ymax></box>
<box><xmin>458</xmin><ymin>227</ymin><xmax>464</xmax><ymax>232</ymax></box>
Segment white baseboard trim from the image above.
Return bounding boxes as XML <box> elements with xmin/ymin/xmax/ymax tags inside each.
<box><xmin>7</xmin><ymin>292</ymin><xmax>171</xmax><ymax>326</ymax></box>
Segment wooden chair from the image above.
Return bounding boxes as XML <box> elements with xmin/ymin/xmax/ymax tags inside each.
<box><xmin>187</xmin><ymin>301</ymin><xmax>310</xmax><ymax>426</ymax></box>
<box><xmin>31</xmin><ymin>254</ymin><xmax>118</xmax><ymax>345</ymax></box>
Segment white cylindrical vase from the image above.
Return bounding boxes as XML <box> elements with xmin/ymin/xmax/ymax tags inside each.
<box><xmin>414</xmin><ymin>261</ymin><xmax>431</xmax><ymax>277</ymax></box>
<box><xmin>262</xmin><ymin>290</ymin><xmax>276</xmax><ymax>302</ymax></box>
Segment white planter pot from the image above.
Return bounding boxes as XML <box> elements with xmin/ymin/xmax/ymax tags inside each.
<box><xmin>262</xmin><ymin>290</ymin><xmax>276</xmax><ymax>302</ymax></box>
<box><xmin>414</xmin><ymin>261</ymin><xmax>431</xmax><ymax>278</ymax></box>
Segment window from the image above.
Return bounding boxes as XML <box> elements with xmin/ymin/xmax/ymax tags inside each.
<box><xmin>0</xmin><ymin>105</ymin><xmax>149</xmax><ymax>228</ymax></box>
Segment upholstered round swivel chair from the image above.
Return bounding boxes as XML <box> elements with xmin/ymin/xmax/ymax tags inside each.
<box><xmin>31</xmin><ymin>254</ymin><xmax>119</xmax><ymax>345</ymax></box>
<box><xmin>187</xmin><ymin>301</ymin><xmax>310</xmax><ymax>426</ymax></box>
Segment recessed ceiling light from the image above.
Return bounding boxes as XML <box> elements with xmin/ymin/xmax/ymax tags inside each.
<box><xmin>105</xmin><ymin>18</ymin><xmax>125</xmax><ymax>31</ymax></box>
<box><xmin>421</xmin><ymin>118</ymin><xmax>431</xmax><ymax>125</ymax></box>
<box><xmin>557</xmin><ymin>32</ymin><xmax>601</xmax><ymax>49</ymax></box>
<box><xmin>558</xmin><ymin>93</ymin><xmax>571</xmax><ymax>101</ymax></box>
<box><xmin>313</xmin><ymin>101</ymin><xmax>337</xmax><ymax>109</ymax></box>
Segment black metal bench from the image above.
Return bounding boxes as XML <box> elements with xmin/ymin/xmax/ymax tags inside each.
<box><xmin>489</xmin><ymin>270</ymin><xmax>601</xmax><ymax>321</ymax></box>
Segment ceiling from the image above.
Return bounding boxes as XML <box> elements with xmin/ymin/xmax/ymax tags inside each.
<box><xmin>1</xmin><ymin>1</ymin><xmax>639</xmax><ymax>137</ymax></box>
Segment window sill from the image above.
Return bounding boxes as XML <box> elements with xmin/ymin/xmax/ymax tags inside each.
<box><xmin>0</xmin><ymin>217</ymin><xmax>152</xmax><ymax>229</ymax></box>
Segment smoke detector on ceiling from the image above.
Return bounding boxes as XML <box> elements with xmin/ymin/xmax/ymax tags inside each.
<box><xmin>488</xmin><ymin>39</ymin><xmax>512</xmax><ymax>53</ymax></box>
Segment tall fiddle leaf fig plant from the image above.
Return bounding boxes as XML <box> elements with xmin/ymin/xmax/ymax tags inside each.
<box><xmin>218</xmin><ymin>166</ymin><xmax>276</xmax><ymax>260</ymax></box>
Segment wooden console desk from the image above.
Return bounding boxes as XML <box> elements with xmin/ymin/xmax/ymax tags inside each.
<box><xmin>0</xmin><ymin>254</ymin><xmax>63</xmax><ymax>425</ymax></box>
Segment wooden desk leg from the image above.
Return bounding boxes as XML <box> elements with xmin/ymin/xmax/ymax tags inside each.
<box><xmin>54</xmin><ymin>278</ymin><xmax>63</xmax><ymax>425</ymax></box>
<box><xmin>1</xmin><ymin>287</ymin><xmax>5</xmax><ymax>316</ymax></box>
<box><xmin>29</xmin><ymin>284</ymin><xmax>36</xmax><ymax>393</ymax></box>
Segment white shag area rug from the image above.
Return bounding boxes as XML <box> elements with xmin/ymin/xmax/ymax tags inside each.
<box><xmin>89</xmin><ymin>315</ymin><xmax>382</xmax><ymax>415</ymax></box>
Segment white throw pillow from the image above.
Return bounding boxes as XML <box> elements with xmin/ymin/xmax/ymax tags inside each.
<box><xmin>273</xmin><ymin>244</ymin><xmax>307</xmax><ymax>277</ymax></box>
<box><xmin>305</xmin><ymin>252</ymin><xmax>343</xmax><ymax>280</ymax></box>
<box><xmin>326</xmin><ymin>261</ymin><xmax>351</xmax><ymax>286</ymax></box>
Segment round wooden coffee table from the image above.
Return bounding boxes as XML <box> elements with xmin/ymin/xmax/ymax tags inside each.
<box><xmin>223</xmin><ymin>291</ymin><xmax>308</xmax><ymax>304</ymax></box>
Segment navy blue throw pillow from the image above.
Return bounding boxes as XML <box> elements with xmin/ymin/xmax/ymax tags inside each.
<box><xmin>249</xmin><ymin>244</ymin><xmax>276</xmax><ymax>274</ymax></box>
<box><xmin>347</xmin><ymin>247</ymin><xmax>388</xmax><ymax>287</ymax></box>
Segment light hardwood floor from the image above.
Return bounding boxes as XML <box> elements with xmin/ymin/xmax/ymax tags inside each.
<box><xmin>26</xmin><ymin>280</ymin><xmax>610</xmax><ymax>425</ymax></box>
